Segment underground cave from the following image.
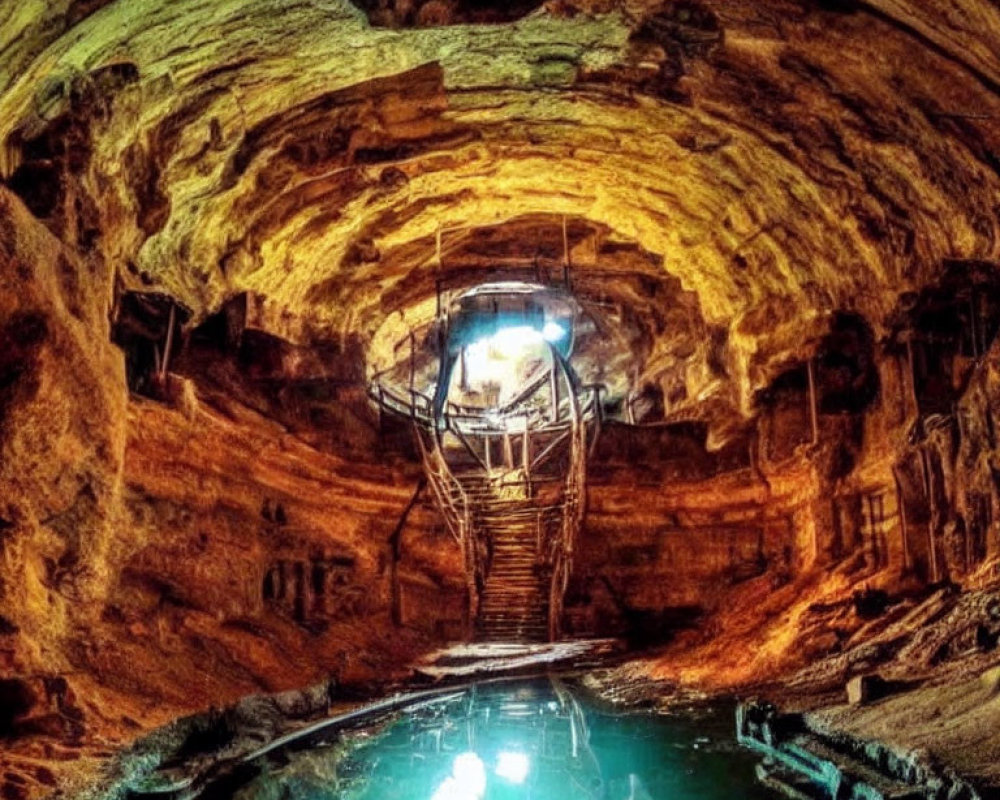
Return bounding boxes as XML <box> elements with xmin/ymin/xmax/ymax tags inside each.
<box><xmin>1</xmin><ymin>1</ymin><xmax>1000</xmax><ymax>798</ymax></box>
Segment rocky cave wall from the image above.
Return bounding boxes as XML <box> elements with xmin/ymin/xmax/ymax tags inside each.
<box><xmin>0</xmin><ymin>189</ymin><xmax>469</xmax><ymax>796</ymax></box>
<box><xmin>2</xmin><ymin>0</ymin><xmax>1000</xmax><ymax>797</ymax></box>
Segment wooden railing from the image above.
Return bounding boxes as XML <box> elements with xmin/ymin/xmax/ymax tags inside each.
<box><xmin>373</xmin><ymin>338</ymin><xmax>601</xmax><ymax>641</ymax></box>
<box><xmin>413</xmin><ymin>425</ymin><xmax>478</xmax><ymax>638</ymax></box>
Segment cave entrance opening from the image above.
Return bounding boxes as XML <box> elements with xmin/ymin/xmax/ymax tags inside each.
<box><xmin>372</xmin><ymin>281</ymin><xmax>603</xmax><ymax>642</ymax></box>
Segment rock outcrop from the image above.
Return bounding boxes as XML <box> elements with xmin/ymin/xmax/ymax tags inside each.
<box><xmin>1</xmin><ymin>1</ymin><xmax>1000</xmax><ymax>796</ymax></box>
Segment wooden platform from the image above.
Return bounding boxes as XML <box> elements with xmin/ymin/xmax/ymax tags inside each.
<box><xmin>412</xmin><ymin>638</ymin><xmax>625</xmax><ymax>680</ymax></box>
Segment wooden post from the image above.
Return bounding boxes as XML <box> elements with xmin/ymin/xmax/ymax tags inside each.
<box><xmin>562</xmin><ymin>215</ymin><xmax>571</xmax><ymax>289</ymax></box>
<box><xmin>892</xmin><ymin>467</ymin><xmax>911</xmax><ymax>573</ymax></box>
<box><xmin>377</xmin><ymin>385</ymin><xmax>385</xmax><ymax>434</ymax></box>
<box><xmin>562</xmin><ymin>215</ymin><xmax>569</xmax><ymax>265</ymax></box>
<box><xmin>920</xmin><ymin>448</ymin><xmax>939</xmax><ymax>583</ymax></box>
<box><xmin>389</xmin><ymin>479</ymin><xmax>425</xmax><ymax>628</ymax></box>
<box><xmin>928</xmin><ymin>521</ymin><xmax>939</xmax><ymax>583</ymax></box>
<box><xmin>550</xmin><ymin>365</ymin><xmax>560</xmax><ymax>421</ymax></box>
<box><xmin>589</xmin><ymin>385</ymin><xmax>602</xmax><ymax>458</ymax></box>
<box><xmin>160</xmin><ymin>301</ymin><xmax>176</xmax><ymax>381</ymax></box>
<box><xmin>522</xmin><ymin>414</ymin><xmax>530</xmax><ymax>477</ymax></box>
<box><xmin>503</xmin><ymin>430</ymin><xmax>514</xmax><ymax>469</ymax></box>
<box><xmin>409</xmin><ymin>330</ymin><xmax>416</xmax><ymax>393</ymax></box>
<box><xmin>866</xmin><ymin>493</ymin><xmax>879</xmax><ymax>568</ymax></box>
<box><xmin>807</xmin><ymin>357</ymin><xmax>819</xmax><ymax>446</ymax></box>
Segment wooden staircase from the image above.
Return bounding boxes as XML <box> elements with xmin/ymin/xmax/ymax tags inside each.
<box><xmin>475</xmin><ymin>503</ymin><xmax>550</xmax><ymax>642</ymax></box>
<box><xmin>399</xmin><ymin>355</ymin><xmax>596</xmax><ymax>644</ymax></box>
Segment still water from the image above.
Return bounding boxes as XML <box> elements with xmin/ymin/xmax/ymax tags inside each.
<box><xmin>232</xmin><ymin>678</ymin><xmax>777</xmax><ymax>800</ymax></box>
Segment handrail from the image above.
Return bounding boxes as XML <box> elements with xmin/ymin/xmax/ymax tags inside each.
<box><xmin>414</xmin><ymin>424</ymin><xmax>479</xmax><ymax>639</ymax></box>
<box><xmin>370</xmin><ymin>338</ymin><xmax>600</xmax><ymax>642</ymax></box>
<box><xmin>370</xmin><ymin>376</ymin><xmax>602</xmax><ymax>438</ymax></box>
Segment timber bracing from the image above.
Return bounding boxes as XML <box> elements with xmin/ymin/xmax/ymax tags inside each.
<box><xmin>386</xmin><ymin>346</ymin><xmax>599</xmax><ymax>642</ymax></box>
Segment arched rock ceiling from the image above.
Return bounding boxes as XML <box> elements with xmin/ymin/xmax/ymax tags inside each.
<box><xmin>2</xmin><ymin>0</ymin><xmax>1000</xmax><ymax>436</ymax></box>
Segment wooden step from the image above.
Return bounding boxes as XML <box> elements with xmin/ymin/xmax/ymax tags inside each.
<box><xmin>471</xmin><ymin>505</ymin><xmax>555</xmax><ymax>643</ymax></box>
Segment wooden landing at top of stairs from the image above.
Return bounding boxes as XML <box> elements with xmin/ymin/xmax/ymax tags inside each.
<box><xmin>411</xmin><ymin>639</ymin><xmax>625</xmax><ymax>681</ymax></box>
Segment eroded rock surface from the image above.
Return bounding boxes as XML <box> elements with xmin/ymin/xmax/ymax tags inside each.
<box><xmin>1</xmin><ymin>1</ymin><xmax>1000</xmax><ymax>797</ymax></box>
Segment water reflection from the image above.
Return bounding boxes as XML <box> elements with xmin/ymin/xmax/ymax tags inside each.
<box><xmin>233</xmin><ymin>678</ymin><xmax>777</xmax><ymax>800</ymax></box>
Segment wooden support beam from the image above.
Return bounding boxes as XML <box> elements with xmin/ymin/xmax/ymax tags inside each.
<box><xmin>919</xmin><ymin>448</ymin><xmax>939</xmax><ymax>583</ymax></box>
<box><xmin>531</xmin><ymin>430</ymin><xmax>570</xmax><ymax>471</ymax></box>
<box><xmin>807</xmin><ymin>357</ymin><xmax>819</xmax><ymax>445</ymax></box>
<box><xmin>866</xmin><ymin>493</ymin><xmax>879</xmax><ymax>567</ymax></box>
<box><xmin>892</xmin><ymin>467</ymin><xmax>911</xmax><ymax>573</ymax></box>
<box><xmin>389</xmin><ymin>479</ymin><xmax>426</xmax><ymax>627</ymax></box>
<box><xmin>588</xmin><ymin>386</ymin><xmax>602</xmax><ymax>459</ymax></box>
<box><xmin>160</xmin><ymin>301</ymin><xmax>176</xmax><ymax>381</ymax></box>
<box><xmin>409</xmin><ymin>330</ymin><xmax>416</xmax><ymax>393</ymax></box>
<box><xmin>561</xmin><ymin>214</ymin><xmax>571</xmax><ymax>291</ymax></box>
<box><xmin>522</xmin><ymin>416</ymin><xmax>530</xmax><ymax>478</ymax></box>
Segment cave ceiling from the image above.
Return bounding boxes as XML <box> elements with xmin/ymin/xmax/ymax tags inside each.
<box><xmin>2</xmin><ymin>0</ymin><xmax>999</xmax><ymax>444</ymax></box>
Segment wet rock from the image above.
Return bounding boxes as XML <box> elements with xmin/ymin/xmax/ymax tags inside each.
<box><xmin>271</xmin><ymin>681</ymin><xmax>334</xmax><ymax>719</ymax></box>
<box><xmin>2</xmin><ymin>1</ymin><xmax>1000</xmax><ymax>796</ymax></box>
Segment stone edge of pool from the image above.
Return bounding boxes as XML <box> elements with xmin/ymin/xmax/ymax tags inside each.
<box><xmin>77</xmin><ymin>642</ymin><xmax>1000</xmax><ymax>800</ymax></box>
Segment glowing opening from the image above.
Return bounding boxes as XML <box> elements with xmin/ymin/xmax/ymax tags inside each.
<box><xmin>542</xmin><ymin>321</ymin><xmax>566</xmax><ymax>342</ymax></box>
<box><xmin>462</xmin><ymin>325</ymin><xmax>550</xmax><ymax>404</ymax></box>
<box><xmin>495</xmin><ymin>751</ymin><xmax>530</xmax><ymax>784</ymax></box>
<box><xmin>480</xmin><ymin>325</ymin><xmax>544</xmax><ymax>357</ymax></box>
<box><xmin>431</xmin><ymin>752</ymin><xmax>486</xmax><ymax>800</ymax></box>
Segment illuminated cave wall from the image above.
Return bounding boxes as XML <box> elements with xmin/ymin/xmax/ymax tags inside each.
<box><xmin>2</xmin><ymin>0</ymin><xmax>1000</xmax><ymax>795</ymax></box>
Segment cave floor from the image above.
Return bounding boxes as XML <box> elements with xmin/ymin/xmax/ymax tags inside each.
<box><xmin>411</xmin><ymin>638</ymin><xmax>626</xmax><ymax>680</ymax></box>
<box><xmin>806</xmin><ymin>657</ymin><xmax>1000</xmax><ymax>788</ymax></box>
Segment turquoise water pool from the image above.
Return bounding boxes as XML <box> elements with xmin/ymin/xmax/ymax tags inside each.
<box><xmin>230</xmin><ymin>678</ymin><xmax>778</xmax><ymax>800</ymax></box>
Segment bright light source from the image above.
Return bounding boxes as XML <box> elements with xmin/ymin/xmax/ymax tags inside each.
<box><xmin>463</xmin><ymin>325</ymin><xmax>550</xmax><ymax>395</ymax></box>
<box><xmin>464</xmin><ymin>327</ymin><xmax>540</xmax><ymax>370</ymax></box>
<box><xmin>542</xmin><ymin>321</ymin><xmax>566</xmax><ymax>342</ymax></box>
<box><xmin>431</xmin><ymin>752</ymin><xmax>486</xmax><ymax>800</ymax></box>
<box><xmin>495</xmin><ymin>751</ymin><xmax>530</xmax><ymax>784</ymax></box>
<box><xmin>491</xmin><ymin>325</ymin><xmax>543</xmax><ymax>355</ymax></box>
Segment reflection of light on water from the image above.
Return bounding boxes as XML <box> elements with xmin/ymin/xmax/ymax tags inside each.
<box><xmin>431</xmin><ymin>752</ymin><xmax>486</xmax><ymax>800</ymax></box>
<box><xmin>495</xmin><ymin>751</ymin><xmax>530</xmax><ymax>784</ymax></box>
<box><xmin>628</xmin><ymin>773</ymin><xmax>654</xmax><ymax>800</ymax></box>
<box><xmin>232</xmin><ymin>680</ymin><xmax>772</xmax><ymax>800</ymax></box>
